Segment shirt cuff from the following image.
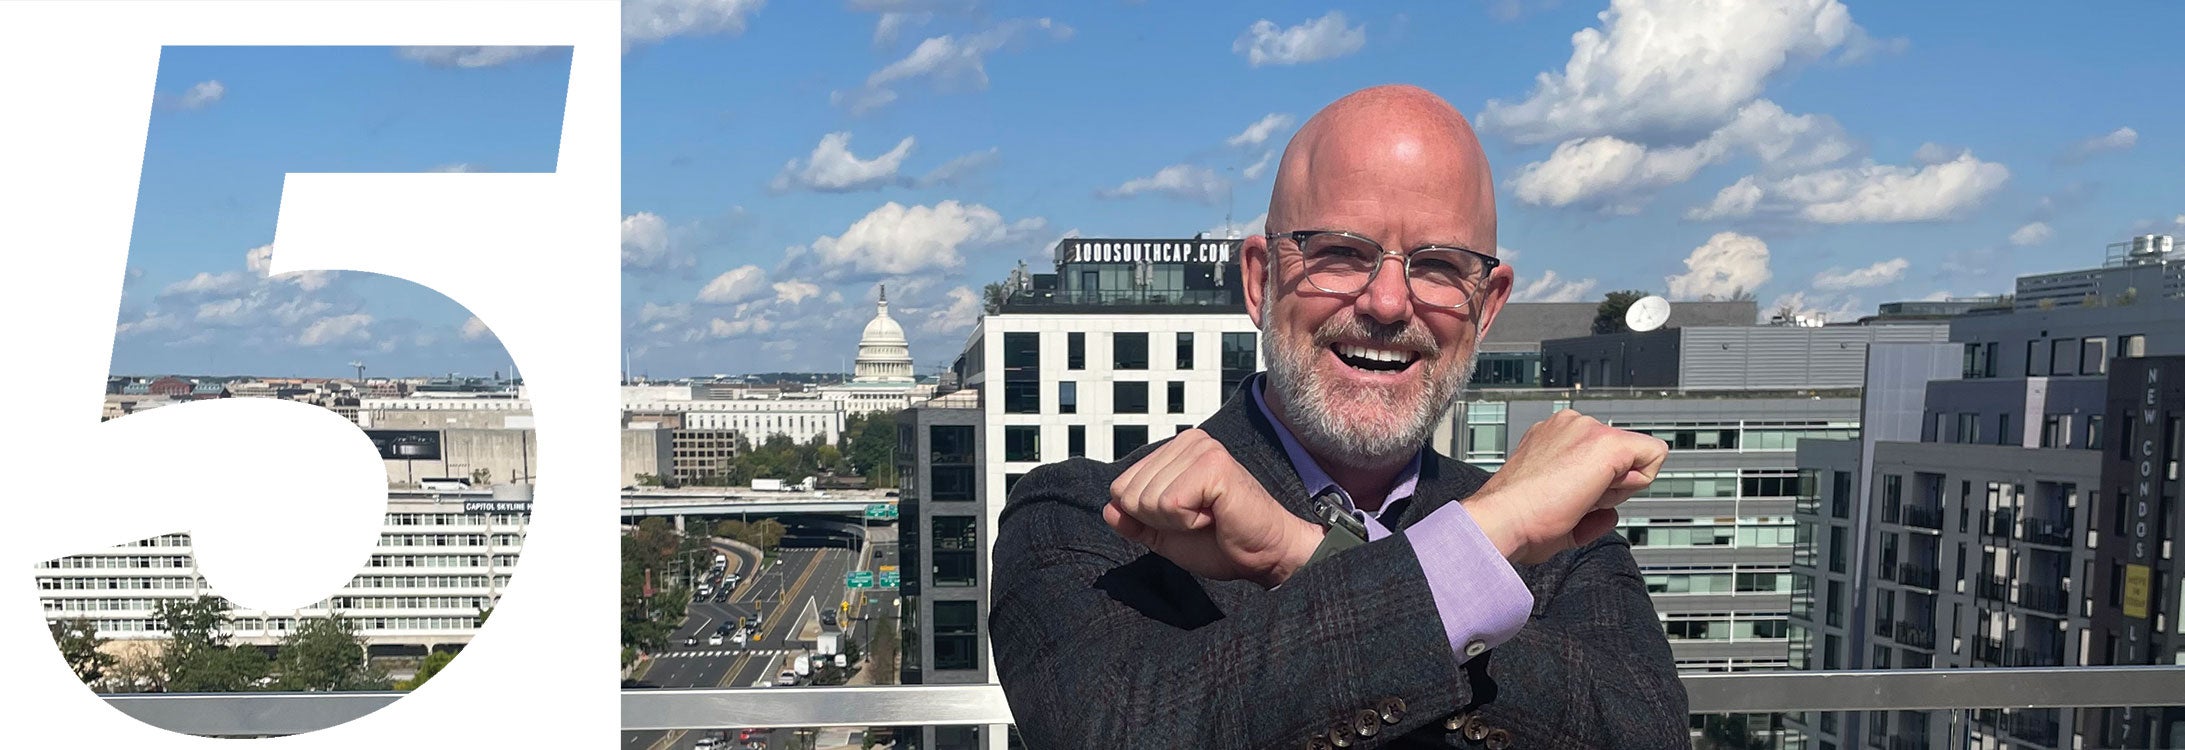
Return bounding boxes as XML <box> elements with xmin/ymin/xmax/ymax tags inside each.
<box><xmin>1404</xmin><ymin>501</ymin><xmax>1534</xmax><ymax>664</ymax></box>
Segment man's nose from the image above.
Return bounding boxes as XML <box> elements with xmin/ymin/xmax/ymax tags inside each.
<box><xmin>1354</xmin><ymin>253</ymin><xmax>1414</xmax><ymax>324</ymax></box>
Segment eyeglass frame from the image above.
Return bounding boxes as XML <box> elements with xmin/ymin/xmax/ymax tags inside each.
<box><xmin>1263</xmin><ymin>229</ymin><xmax>1503</xmax><ymax>311</ymax></box>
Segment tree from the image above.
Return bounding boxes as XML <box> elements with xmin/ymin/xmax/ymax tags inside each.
<box><xmin>275</xmin><ymin>613</ymin><xmax>388</xmax><ymax>691</ymax></box>
<box><xmin>49</xmin><ymin>616</ymin><xmax>115</xmax><ymax>687</ymax></box>
<box><xmin>396</xmin><ymin>649</ymin><xmax>457</xmax><ymax>690</ymax></box>
<box><xmin>634</xmin><ymin>473</ymin><xmax>664</xmax><ymax>487</ymax></box>
<box><xmin>867</xmin><ymin>618</ymin><xmax>900</xmax><ymax>686</ymax></box>
<box><xmin>153</xmin><ymin>596</ymin><xmax>270</xmax><ymax>692</ymax></box>
<box><xmin>1593</xmin><ymin>289</ymin><xmax>1651</xmax><ymax>334</ymax></box>
<box><xmin>983</xmin><ymin>281</ymin><xmax>1009</xmax><ymax>314</ymax></box>
<box><xmin>469</xmin><ymin>467</ymin><xmax>492</xmax><ymax>486</ymax></box>
<box><xmin>849</xmin><ymin>410</ymin><xmax>900</xmax><ymax>487</ymax></box>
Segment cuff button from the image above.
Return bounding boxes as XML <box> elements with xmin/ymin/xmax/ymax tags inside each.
<box><xmin>1463</xmin><ymin>639</ymin><xmax>1488</xmax><ymax>658</ymax></box>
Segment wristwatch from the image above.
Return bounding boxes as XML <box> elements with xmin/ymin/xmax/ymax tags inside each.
<box><xmin>1305</xmin><ymin>487</ymin><xmax>1369</xmax><ymax>566</ymax></box>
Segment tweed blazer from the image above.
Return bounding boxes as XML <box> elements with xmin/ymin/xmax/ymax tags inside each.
<box><xmin>988</xmin><ymin>376</ymin><xmax>1688</xmax><ymax>749</ymax></box>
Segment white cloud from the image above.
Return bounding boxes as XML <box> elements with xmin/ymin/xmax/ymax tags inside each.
<box><xmin>638</xmin><ymin>302</ymin><xmax>691</xmax><ymax>324</ymax></box>
<box><xmin>698</xmin><ymin>265</ymin><xmax>768</xmax><ymax>304</ymax></box>
<box><xmin>1912</xmin><ymin>142</ymin><xmax>1958</xmax><ymax>165</ymax></box>
<box><xmin>917</xmin><ymin>147</ymin><xmax>999</xmax><ymax>188</ymax></box>
<box><xmin>1235</xmin><ymin>11</ymin><xmax>1366</xmax><ymax>67</ymax></box>
<box><xmin>833</xmin><ymin>18</ymin><xmax>1072</xmax><ymax>115</ymax></box>
<box><xmin>162</xmin><ymin>271</ymin><xmax>252</xmax><ymax>297</ymax></box>
<box><xmin>873</xmin><ymin>12</ymin><xmax>930</xmax><ymax>45</ymax></box>
<box><xmin>2061</xmin><ymin>126</ymin><xmax>2138</xmax><ymax>163</ymax></box>
<box><xmin>1509</xmin><ymin>99</ymin><xmax>1855</xmax><ymax>212</ymax></box>
<box><xmin>1241</xmin><ymin>151</ymin><xmax>1275</xmax><ymax>181</ymax></box>
<box><xmin>1510</xmin><ymin>269</ymin><xmax>1600</xmax><ymax>303</ymax></box>
<box><xmin>623</xmin><ymin>211</ymin><xmax>694</xmax><ymax>271</ymax></box>
<box><xmin>396</xmin><ymin>46</ymin><xmax>558</xmax><ymax>68</ymax></box>
<box><xmin>195</xmin><ymin>298</ymin><xmax>249</xmax><ymax>324</ymax></box>
<box><xmin>1101</xmin><ymin>164</ymin><xmax>1228</xmax><ymax>205</ymax></box>
<box><xmin>1480</xmin><ymin>0</ymin><xmax>1876</xmax><ymax>145</ymax></box>
<box><xmin>178</xmin><ymin>80</ymin><xmax>225</xmax><ymax>110</ymax></box>
<box><xmin>429</xmin><ymin>163</ymin><xmax>484</xmax><ymax>173</ymax></box>
<box><xmin>772</xmin><ymin>280</ymin><xmax>821</xmax><ymax>304</ymax></box>
<box><xmin>1666</xmin><ymin>232</ymin><xmax>1771</xmax><ymax>300</ymax></box>
<box><xmin>772</xmin><ymin>132</ymin><xmax>916</xmax><ymax>192</ymax></box>
<box><xmin>115</xmin><ymin>311</ymin><xmax>180</xmax><ymax>338</ymax></box>
<box><xmin>623</xmin><ymin>0</ymin><xmax>767</xmax><ymax>49</ymax></box>
<box><xmin>924</xmin><ymin>286</ymin><xmax>985</xmax><ymax>332</ymax></box>
<box><xmin>1812</xmin><ymin>257</ymin><xmax>1908</xmax><ymax>291</ymax></box>
<box><xmin>297</xmin><ymin>314</ymin><xmax>374</xmax><ymax>346</ymax></box>
<box><xmin>803</xmin><ymin>201</ymin><xmax>1043</xmax><ymax>276</ymax></box>
<box><xmin>1227</xmin><ymin>113</ymin><xmax>1295</xmax><ymax>147</ymax></box>
<box><xmin>2010</xmin><ymin>222</ymin><xmax>2054</xmax><ymax>246</ymax></box>
<box><xmin>707</xmin><ymin>316</ymin><xmax>776</xmax><ymax>339</ymax></box>
<box><xmin>1688</xmin><ymin>151</ymin><xmax>2009</xmax><ymax>223</ymax></box>
<box><xmin>1767</xmin><ymin>290</ymin><xmax>1865</xmax><ymax>323</ymax></box>
<box><xmin>1206</xmin><ymin>212</ymin><xmax>1268</xmax><ymax>240</ymax></box>
<box><xmin>460</xmin><ymin>316</ymin><xmax>492</xmax><ymax>341</ymax></box>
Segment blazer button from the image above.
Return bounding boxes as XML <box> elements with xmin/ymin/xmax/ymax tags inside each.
<box><xmin>1305</xmin><ymin>733</ymin><xmax>1332</xmax><ymax>750</ymax></box>
<box><xmin>1328</xmin><ymin>724</ymin><xmax>1354</xmax><ymax>748</ymax></box>
<box><xmin>1353</xmin><ymin>708</ymin><xmax>1381</xmax><ymax>738</ymax></box>
<box><xmin>1483</xmin><ymin>727</ymin><xmax>1512</xmax><ymax>749</ymax></box>
<box><xmin>1463</xmin><ymin>715</ymin><xmax>1490</xmax><ymax>742</ymax></box>
<box><xmin>1463</xmin><ymin>639</ymin><xmax>1488</xmax><ymax>658</ymax></box>
<box><xmin>1377</xmin><ymin>697</ymin><xmax>1407</xmax><ymax>725</ymax></box>
<box><xmin>1443</xmin><ymin>711</ymin><xmax>1472</xmax><ymax>732</ymax></box>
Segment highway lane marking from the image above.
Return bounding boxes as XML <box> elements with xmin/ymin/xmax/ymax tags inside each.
<box><xmin>645</xmin><ymin>729</ymin><xmax>686</xmax><ymax>750</ymax></box>
<box><xmin>653</xmin><ymin>649</ymin><xmax>800</xmax><ymax>658</ymax></box>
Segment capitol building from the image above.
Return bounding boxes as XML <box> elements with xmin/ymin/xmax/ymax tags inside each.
<box><xmin>817</xmin><ymin>285</ymin><xmax>934</xmax><ymax>416</ymax></box>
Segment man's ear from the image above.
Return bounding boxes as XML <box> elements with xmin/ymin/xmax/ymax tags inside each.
<box><xmin>1242</xmin><ymin>233</ymin><xmax>1271</xmax><ymax>328</ymax></box>
<box><xmin>1474</xmin><ymin>263</ymin><xmax>1514</xmax><ymax>338</ymax></box>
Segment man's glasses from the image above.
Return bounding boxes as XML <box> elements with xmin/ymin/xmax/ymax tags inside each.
<box><xmin>1267</xmin><ymin>230</ymin><xmax>1500</xmax><ymax>310</ymax></box>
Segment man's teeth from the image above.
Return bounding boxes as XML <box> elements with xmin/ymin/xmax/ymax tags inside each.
<box><xmin>1335</xmin><ymin>344</ymin><xmax>1417</xmax><ymax>364</ymax></box>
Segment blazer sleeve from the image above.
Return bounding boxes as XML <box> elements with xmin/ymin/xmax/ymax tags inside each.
<box><xmin>1477</xmin><ymin>532</ymin><xmax>1690</xmax><ymax>749</ymax></box>
<box><xmin>988</xmin><ymin>459</ymin><xmax>1486</xmax><ymax>750</ymax></box>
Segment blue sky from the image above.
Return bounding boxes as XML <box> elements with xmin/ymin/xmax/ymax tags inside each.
<box><xmin>118</xmin><ymin>1</ymin><xmax>2185</xmax><ymax>379</ymax></box>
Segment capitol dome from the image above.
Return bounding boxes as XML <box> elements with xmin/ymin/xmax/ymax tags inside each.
<box><xmin>853</xmin><ymin>285</ymin><xmax>915</xmax><ymax>383</ymax></box>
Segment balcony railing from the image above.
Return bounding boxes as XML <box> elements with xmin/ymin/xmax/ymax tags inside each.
<box><xmin>1882</xmin><ymin>499</ymin><xmax>1901</xmax><ymax>524</ymax></box>
<box><xmin>1875</xmin><ymin>617</ymin><xmax>1895</xmax><ymax>638</ymax></box>
<box><xmin>2004</xmin><ymin>710</ymin><xmax>2061</xmax><ymax>746</ymax></box>
<box><xmin>1986</xmin><ymin>509</ymin><xmax>2016</xmax><ymax>538</ymax></box>
<box><xmin>1902</xmin><ymin>504</ymin><xmax>1944</xmax><ymax>530</ymax></box>
<box><xmin>76</xmin><ymin>666</ymin><xmax>2185</xmax><ymax>739</ymax></box>
<box><xmin>2022</xmin><ymin>583</ymin><xmax>2069</xmax><ymax>615</ymax></box>
<box><xmin>1899</xmin><ymin>562</ymin><xmax>1941</xmax><ymax>590</ymax></box>
<box><xmin>2022</xmin><ymin>518</ymin><xmax>2074</xmax><ymax>548</ymax></box>
<box><xmin>1896</xmin><ymin>620</ymin><xmax>1937</xmax><ymax>649</ymax></box>
<box><xmin>1886</xmin><ymin>734</ymin><xmax>1931</xmax><ymax>750</ymax></box>
<box><xmin>1976</xmin><ymin>574</ymin><xmax>2009</xmax><ymax>602</ymax></box>
<box><xmin>1974</xmin><ymin>635</ymin><xmax>2005</xmax><ymax>664</ymax></box>
<box><xmin>2006</xmin><ymin>646</ymin><xmax>2065</xmax><ymax>668</ymax></box>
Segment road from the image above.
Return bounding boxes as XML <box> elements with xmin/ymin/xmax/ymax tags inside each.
<box><xmin>625</xmin><ymin>538</ymin><xmax>863</xmax><ymax>750</ymax></box>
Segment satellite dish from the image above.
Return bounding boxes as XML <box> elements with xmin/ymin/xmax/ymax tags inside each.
<box><xmin>1625</xmin><ymin>295</ymin><xmax>1672</xmax><ymax>332</ymax></box>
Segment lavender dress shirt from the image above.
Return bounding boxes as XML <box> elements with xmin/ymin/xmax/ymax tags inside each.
<box><xmin>1250</xmin><ymin>380</ymin><xmax>1533</xmax><ymax>663</ymax></box>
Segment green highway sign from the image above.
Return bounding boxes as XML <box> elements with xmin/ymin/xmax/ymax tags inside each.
<box><xmin>863</xmin><ymin>503</ymin><xmax>899</xmax><ymax>520</ymax></box>
<box><xmin>877</xmin><ymin>570</ymin><xmax>899</xmax><ymax>588</ymax></box>
<box><xmin>846</xmin><ymin>571</ymin><xmax>875</xmax><ymax>589</ymax></box>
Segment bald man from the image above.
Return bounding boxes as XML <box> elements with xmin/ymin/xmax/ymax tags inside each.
<box><xmin>989</xmin><ymin>85</ymin><xmax>1687</xmax><ymax>749</ymax></box>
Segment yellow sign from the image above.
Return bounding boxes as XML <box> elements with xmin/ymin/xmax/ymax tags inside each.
<box><xmin>2124</xmin><ymin>564</ymin><xmax>2152</xmax><ymax>619</ymax></box>
<box><xmin>880</xmin><ymin>565</ymin><xmax>897</xmax><ymax>572</ymax></box>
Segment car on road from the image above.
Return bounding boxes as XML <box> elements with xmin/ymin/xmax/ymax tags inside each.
<box><xmin>731</xmin><ymin>630</ymin><xmax>747</xmax><ymax>646</ymax></box>
<box><xmin>707</xmin><ymin>632</ymin><xmax>724</xmax><ymax>646</ymax></box>
<box><xmin>694</xmin><ymin>737</ymin><xmax>719</xmax><ymax>750</ymax></box>
<box><xmin>712</xmin><ymin>588</ymin><xmax>730</xmax><ymax>603</ymax></box>
<box><xmin>723</xmin><ymin>573</ymin><xmax>741</xmax><ymax>587</ymax></box>
<box><xmin>684</xmin><ymin>634</ymin><xmax>698</xmax><ymax>647</ymax></box>
<box><xmin>696</xmin><ymin>585</ymin><xmax>712</xmax><ymax>599</ymax></box>
<box><xmin>820</xmin><ymin>610</ymin><xmax>838</xmax><ymax>628</ymax></box>
<box><xmin>774</xmin><ymin>669</ymin><xmax>797</xmax><ymax>687</ymax></box>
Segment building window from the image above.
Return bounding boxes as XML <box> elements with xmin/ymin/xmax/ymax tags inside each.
<box><xmin>1114</xmin><ymin>382</ymin><xmax>1150</xmax><ymax>414</ymax></box>
<box><xmin>1957</xmin><ymin>413</ymin><xmax>1980</xmax><ymax>444</ymax></box>
<box><xmin>1004</xmin><ymin>332</ymin><xmax>1040</xmax><ymax>414</ymax></box>
<box><xmin>1997</xmin><ymin>412</ymin><xmax>2012</xmax><ymax>446</ymax></box>
<box><xmin>1004</xmin><ymin>381</ymin><xmax>1039</xmax><ymax>414</ymax></box>
<box><xmin>1113</xmin><ymin>425</ymin><xmax>1150</xmax><ymax>457</ymax></box>
<box><xmin>2026</xmin><ymin>340</ymin><xmax>2042</xmax><ymax>377</ymax></box>
<box><xmin>1114</xmin><ymin>332</ymin><xmax>1149</xmax><ymax>370</ymax></box>
<box><xmin>2082</xmin><ymin>336</ymin><xmax>2109</xmax><ymax>375</ymax></box>
<box><xmin>1167</xmin><ymin>381</ymin><xmax>1186</xmax><ymax>414</ymax></box>
<box><xmin>1004</xmin><ymin>426</ymin><xmax>1040</xmax><ymax>462</ymax></box>
<box><xmin>1831</xmin><ymin>471</ymin><xmax>1852</xmax><ymax>519</ymax></box>
<box><xmin>1067</xmin><ymin>332</ymin><xmax>1085</xmax><ymax>370</ymax></box>
<box><xmin>1175</xmin><ymin>332</ymin><xmax>1195</xmax><ymax>369</ymax></box>
<box><xmin>1221</xmin><ymin>332</ymin><xmax>1258</xmax><ymax>402</ymax></box>
<box><xmin>1828</xmin><ymin>527</ymin><xmax>1847</xmax><ymax>574</ymax></box>
<box><xmin>930</xmin><ymin>466</ymin><xmax>975</xmax><ymax>502</ymax></box>
<box><xmin>2120</xmin><ymin>333</ymin><xmax>2145</xmax><ymax>359</ymax></box>
<box><xmin>1058</xmin><ymin>382</ymin><xmax>1077</xmax><ymax>414</ymax></box>
<box><xmin>932</xmin><ymin>516</ymin><xmax>976</xmax><ymax>587</ymax></box>
<box><xmin>933</xmin><ymin>601</ymin><xmax>979</xmax><ymax>670</ymax></box>
<box><xmin>1068</xmin><ymin>425</ymin><xmax>1085</xmax><ymax>458</ymax></box>
<box><xmin>2089</xmin><ymin>414</ymin><xmax>2105</xmax><ymax>450</ymax></box>
<box><xmin>2051</xmin><ymin>339</ymin><xmax>2074</xmax><ymax>376</ymax></box>
<box><xmin>1004</xmin><ymin>473</ymin><xmax>1025</xmax><ymax>496</ymax></box>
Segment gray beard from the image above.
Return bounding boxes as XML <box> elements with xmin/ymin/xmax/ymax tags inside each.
<box><xmin>1260</xmin><ymin>310</ymin><xmax>1476</xmax><ymax>472</ymax></box>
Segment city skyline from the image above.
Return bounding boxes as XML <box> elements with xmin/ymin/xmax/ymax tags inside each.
<box><xmin>114</xmin><ymin>2</ymin><xmax>2185</xmax><ymax>379</ymax></box>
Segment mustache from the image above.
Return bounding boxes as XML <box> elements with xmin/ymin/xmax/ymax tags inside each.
<box><xmin>1309</xmin><ymin>314</ymin><xmax>1441</xmax><ymax>358</ymax></box>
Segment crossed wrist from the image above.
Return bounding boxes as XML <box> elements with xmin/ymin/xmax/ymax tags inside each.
<box><xmin>1258</xmin><ymin>518</ymin><xmax>1326</xmax><ymax>588</ymax></box>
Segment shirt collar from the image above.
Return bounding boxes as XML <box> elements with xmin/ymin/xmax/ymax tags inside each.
<box><xmin>1247</xmin><ymin>373</ymin><xmax>1423</xmax><ymax>519</ymax></box>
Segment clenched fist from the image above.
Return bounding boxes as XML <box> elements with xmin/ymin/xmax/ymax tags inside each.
<box><xmin>1105</xmin><ymin>430</ymin><xmax>1325</xmax><ymax>588</ymax></box>
<box><xmin>1463</xmin><ymin>408</ymin><xmax>1668</xmax><ymax>565</ymax></box>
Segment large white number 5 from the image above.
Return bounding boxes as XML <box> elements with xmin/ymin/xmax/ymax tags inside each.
<box><xmin>0</xmin><ymin>2</ymin><xmax>619</xmax><ymax>748</ymax></box>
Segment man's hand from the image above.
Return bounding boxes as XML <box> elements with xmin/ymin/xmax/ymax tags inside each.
<box><xmin>1463</xmin><ymin>409</ymin><xmax>1668</xmax><ymax>565</ymax></box>
<box><xmin>1105</xmin><ymin>430</ymin><xmax>1325</xmax><ymax>588</ymax></box>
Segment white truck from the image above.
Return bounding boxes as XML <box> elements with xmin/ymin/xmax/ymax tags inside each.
<box><xmin>792</xmin><ymin>654</ymin><xmax>812</xmax><ymax>678</ymax></box>
<box><xmin>750</xmin><ymin>478</ymin><xmax>786</xmax><ymax>492</ymax></box>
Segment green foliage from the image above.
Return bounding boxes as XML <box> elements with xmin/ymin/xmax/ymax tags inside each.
<box><xmin>621</xmin><ymin>528</ymin><xmax>694</xmax><ymax>653</ymax></box>
<box><xmin>1594</xmin><ymin>289</ymin><xmax>1652</xmax><ymax>335</ymax></box>
<box><xmin>848</xmin><ymin>410</ymin><xmax>900</xmax><ymax>487</ymax></box>
<box><xmin>634</xmin><ymin>473</ymin><xmax>664</xmax><ymax>487</ymax></box>
<box><xmin>49</xmin><ymin>616</ymin><xmax>114</xmax><ymax>686</ymax></box>
<box><xmin>396</xmin><ymin>649</ymin><xmax>457</xmax><ymax>690</ymax></box>
<box><xmin>713</xmin><ymin>518</ymin><xmax>787</xmax><ymax>553</ymax></box>
<box><xmin>867</xmin><ymin>618</ymin><xmax>900</xmax><ymax>686</ymax></box>
<box><xmin>153</xmin><ymin>595</ymin><xmax>269</xmax><ymax>692</ymax></box>
<box><xmin>275</xmin><ymin>613</ymin><xmax>388</xmax><ymax>691</ymax></box>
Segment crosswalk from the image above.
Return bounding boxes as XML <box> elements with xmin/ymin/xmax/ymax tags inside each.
<box><xmin>655</xmin><ymin>648</ymin><xmax>799</xmax><ymax>659</ymax></box>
